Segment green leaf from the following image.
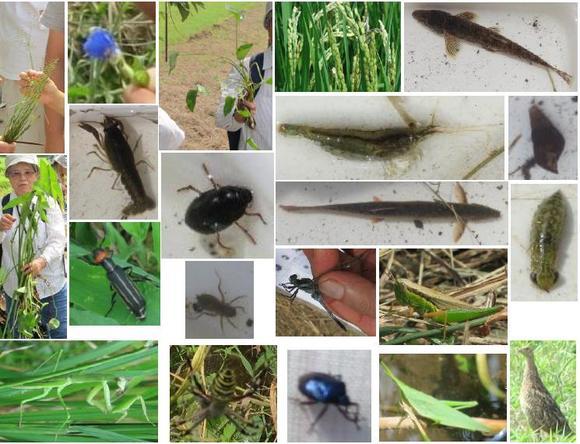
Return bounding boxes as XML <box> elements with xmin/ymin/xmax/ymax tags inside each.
<box><xmin>381</xmin><ymin>362</ymin><xmax>491</xmax><ymax>432</ymax></box>
<box><xmin>186</xmin><ymin>89</ymin><xmax>198</xmax><ymax>112</ymax></box>
<box><xmin>246</xmin><ymin>137</ymin><xmax>258</xmax><ymax>150</ymax></box>
<box><xmin>236</xmin><ymin>43</ymin><xmax>253</xmax><ymax>61</ymax></box>
<box><xmin>168</xmin><ymin>51</ymin><xmax>179</xmax><ymax>75</ymax></box>
<box><xmin>264</xmin><ymin>77</ymin><xmax>273</xmax><ymax>85</ymax></box>
<box><xmin>225</xmin><ymin>4</ymin><xmax>244</xmax><ymax>21</ymax></box>
<box><xmin>223</xmin><ymin>96</ymin><xmax>235</xmax><ymax>115</ymax></box>
<box><xmin>236</xmin><ymin>108</ymin><xmax>251</xmax><ymax>118</ymax></box>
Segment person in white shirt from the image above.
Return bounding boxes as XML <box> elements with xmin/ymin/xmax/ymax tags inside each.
<box><xmin>0</xmin><ymin>154</ymin><xmax>67</xmax><ymax>338</ymax></box>
<box><xmin>216</xmin><ymin>3</ymin><xmax>272</xmax><ymax>150</ymax></box>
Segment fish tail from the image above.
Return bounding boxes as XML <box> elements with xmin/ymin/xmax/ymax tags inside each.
<box><xmin>554</xmin><ymin>67</ymin><xmax>572</xmax><ymax>84</ymax></box>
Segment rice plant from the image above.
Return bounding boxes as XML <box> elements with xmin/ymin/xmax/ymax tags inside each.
<box><xmin>0</xmin><ymin>341</ymin><xmax>158</xmax><ymax>442</ymax></box>
<box><xmin>275</xmin><ymin>2</ymin><xmax>400</xmax><ymax>92</ymax></box>
<box><xmin>1</xmin><ymin>60</ymin><xmax>57</xmax><ymax>144</ymax></box>
<box><xmin>68</xmin><ymin>2</ymin><xmax>156</xmax><ymax>103</ymax></box>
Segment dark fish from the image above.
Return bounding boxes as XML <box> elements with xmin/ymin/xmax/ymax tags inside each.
<box><xmin>529</xmin><ymin>104</ymin><xmax>565</xmax><ymax>174</ymax></box>
<box><xmin>279</xmin><ymin>200</ymin><xmax>501</xmax><ymax>221</ymax></box>
<box><xmin>413</xmin><ymin>9</ymin><xmax>572</xmax><ymax>84</ymax></box>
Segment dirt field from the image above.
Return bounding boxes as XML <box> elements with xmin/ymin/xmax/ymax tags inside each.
<box><xmin>159</xmin><ymin>5</ymin><xmax>267</xmax><ymax>149</ymax></box>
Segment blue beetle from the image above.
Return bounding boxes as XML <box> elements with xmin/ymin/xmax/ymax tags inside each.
<box><xmin>298</xmin><ymin>372</ymin><xmax>360</xmax><ymax>430</ymax></box>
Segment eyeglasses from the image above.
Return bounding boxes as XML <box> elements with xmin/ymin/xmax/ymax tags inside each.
<box><xmin>7</xmin><ymin>170</ymin><xmax>37</xmax><ymax>179</ymax></box>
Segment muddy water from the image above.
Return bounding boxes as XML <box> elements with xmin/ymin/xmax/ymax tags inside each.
<box><xmin>380</xmin><ymin>354</ymin><xmax>506</xmax><ymax>441</ymax></box>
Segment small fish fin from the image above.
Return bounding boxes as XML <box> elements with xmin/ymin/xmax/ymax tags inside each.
<box><xmin>456</xmin><ymin>11</ymin><xmax>476</xmax><ymax>21</ymax></box>
<box><xmin>554</xmin><ymin>68</ymin><xmax>573</xmax><ymax>85</ymax></box>
<box><xmin>444</xmin><ymin>32</ymin><xmax>460</xmax><ymax>57</ymax></box>
<box><xmin>453</xmin><ymin>221</ymin><xmax>466</xmax><ymax>243</ymax></box>
<box><xmin>488</xmin><ymin>26</ymin><xmax>502</xmax><ymax>34</ymax></box>
<box><xmin>454</xmin><ymin>183</ymin><xmax>468</xmax><ymax>204</ymax></box>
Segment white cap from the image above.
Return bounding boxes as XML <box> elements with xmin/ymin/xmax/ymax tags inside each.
<box><xmin>52</xmin><ymin>154</ymin><xmax>67</xmax><ymax>168</ymax></box>
<box><xmin>5</xmin><ymin>154</ymin><xmax>39</xmax><ymax>169</ymax></box>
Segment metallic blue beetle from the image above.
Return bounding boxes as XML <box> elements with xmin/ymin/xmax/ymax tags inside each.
<box><xmin>298</xmin><ymin>372</ymin><xmax>360</xmax><ymax>430</ymax></box>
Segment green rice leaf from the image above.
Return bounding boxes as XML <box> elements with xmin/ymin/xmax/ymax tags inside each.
<box><xmin>381</xmin><ymin>362</ymin><xmax>491</xmax><ymax>432</ymax></box>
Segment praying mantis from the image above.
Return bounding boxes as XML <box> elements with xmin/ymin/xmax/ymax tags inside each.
<box><xmin>0</xmin><ymin>344</ymin><xmax>158</xmax><ymax>432</ymax></box>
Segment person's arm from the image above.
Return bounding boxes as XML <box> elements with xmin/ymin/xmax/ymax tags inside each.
<box><xmin>43</xmin><ymin>29</ymin><xmax>65</xmax><ymax>153</ymax></box>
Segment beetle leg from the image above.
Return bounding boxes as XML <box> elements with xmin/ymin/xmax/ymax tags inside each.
<box><xmin>135</xmin><ymin>159</ymin><xmax>155</xmax><ymax>171</ymax></box>
<box><xmin>105</xmin><ymin>289</ymin><xmax>118</xmax><ymax>317</ymax></box>
<box><xmin>202</xmin><ymin>163</ymin><xmax>220</xmax><ymax>189</ymax></box>
<box><xmin>215</xmin><ymin>270</ymin><xmax>226</xmax><ymax>303</ymax></box>
<box><xmin>308</xmin><ymin>403</ymin><xmax>330</xmax><ymax>432</ymax></box>
<box><xmin>234</xmin><ymin>221</ymin><xmax>257</xmax><ymax>245</ymax></box>
<box><xmin>244</xmin><ymin>210</ymin><xmax>267</xmax><ymax>225</ymax></box>
<box><xmin>215</xmin><ymin>232</ymin><xmax>233</xmax><ymax>251</ymax></box>
<box><xmin>177</xmin><ymin>184</ymin><xmax>203</xmax><ymax>194</ymax></box>
<box><xmin>88</xmin><ymin>147</ymin><xmax>109</xmax><ymax>164</ymax></box>
<box><xmin>228</xmin><ymin>295</ymin><xmax>246</xmax><ymax>305</ymax></box>
<box><xmin>111</xmin><ymin>174</ymin><xmax>123</xmax><ymax>191</ymax></box>
<box><xmin>87</xmin><ymin>166</ymin><xmax>113</xmax><ymax>179</ymax></box>
<box><xmin>336</xmin><ymin>403</ymin><xmax>360</xmax><ymax>429</ymax></box>
<box><xmin>226</xmin><ymin>317</ymin><xmax>238</xmax><ymax>330</ymax></box>
<box><xmin>219</xmin><ymin>314</ymin><xmax>224</xmax><ymax>332</ymax></box>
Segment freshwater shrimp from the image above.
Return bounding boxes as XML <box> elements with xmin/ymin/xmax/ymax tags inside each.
<box><xmin>278</xmin><ymin>98</ymin><xmax>502</xmax><ymax>166</ymax></box>
<box><xmin>530</xmin><ymin>190</ymin><xmax>566</xmax><ymax>291</ymax></box>
<box><xmin>79</xmin><ymin>116</ymin><xmax>156</xmax><ymax>217</ymax></box>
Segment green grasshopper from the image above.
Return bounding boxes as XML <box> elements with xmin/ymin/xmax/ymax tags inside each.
<box><xmin>392</xmin><ymin>277</ymin><xmax>503</xmax><ymax>324</ymax></box>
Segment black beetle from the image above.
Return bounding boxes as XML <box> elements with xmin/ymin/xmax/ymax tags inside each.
<box><xmin>178</xmin><ymin>163</ymin><xmax>266</xmax><ymax>250</ymax></box>
<box><xmin>298</xmin><ymin>372</ymin><xmax>360</xmax><ymax>431</ymax></box>
<box><xmin>92</xmin><ymin>248</ymin><xmax>146</xmax><ymax>320</ymax></box>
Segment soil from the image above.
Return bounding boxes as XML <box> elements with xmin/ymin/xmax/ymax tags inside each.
<box><xmin>159</xmin><ymin>5</ymin><xmax>267</xmax><ymax>150</ymax></box>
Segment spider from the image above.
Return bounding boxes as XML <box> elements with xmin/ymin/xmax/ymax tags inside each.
<box><xmin>178</xmin><ymin>367</ymin><xmax>264</xmax><ymax>436</ymax></box>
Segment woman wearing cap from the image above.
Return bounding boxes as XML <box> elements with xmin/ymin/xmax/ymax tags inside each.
<box><xmin>0</xmin><ymin>154</ymin><xmax>66</xmax><ymax>338</ymax></box>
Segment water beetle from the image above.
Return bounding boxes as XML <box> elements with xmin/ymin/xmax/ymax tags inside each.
<box><xmin>298</xmin><ymin>372</ymin><xmax>360</xmax><ymax>431</ymax></box>
<box><xmin>178</xmin><ymin>163</ymin><xmax>266</xmax><ymax>250</ymax></box>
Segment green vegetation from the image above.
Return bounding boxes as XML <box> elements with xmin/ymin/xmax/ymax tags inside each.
<box><xmin>160</xmin><ymin>2</ymin><xmax>259</xmax><ymax>45</ymax></box>
<box><xmin>0</xmin><ymin>341</ymin><xmax>158</xmax><ymax>442</ymax></box>
<box><xmin>276</xmin><ymin>2</ymin><xmax>400</xmax><ymax>92</ymax></box>
<box><xmin>510</xmin><ymin>340</ymin><xmax>576</xmax><ymax>442</ymax></box>
<box><xmin>68</xmin><ymin>2</ymin><xmax>155</xmax><ymax>103</ymax></box>
<box><xmin>70</xmin><ymin>222</ymin><xmax>160</xmax><ymax>326</ymax></box>
<box><xmin>1</xmin><ymin>157</ymin><xmax>65</xmax><ymax>339</ymax></box>
<box><xmin>170</xmin><ymin>345</ymin><xmax>277</xmax><ymax>442</ymax></box>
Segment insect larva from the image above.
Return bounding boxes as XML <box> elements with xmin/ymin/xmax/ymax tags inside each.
<box><xmin>529</xmin><ymin>190</ymin><xmax>566</xmax><ymax>291</ymax></box>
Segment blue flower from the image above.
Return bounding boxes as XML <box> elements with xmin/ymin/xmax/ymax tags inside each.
<box><xmin>83</xmin><ymin>27</ymin><xmax>119</xmax><ymax>60</ymax></box>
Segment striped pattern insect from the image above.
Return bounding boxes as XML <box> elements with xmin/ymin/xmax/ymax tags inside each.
<box><xmin>184</xmin><ymin>367</ymin><xmax>264</xmax><ymax>434</ymax></box>
<box><xmin>92</xmin><ymin>248</ymin><xmax>147</xmax><ymax>320</ymax></box>
<box><xmin>529</xmin><ymin>190</ymin><xmax>567</xmax><ymax>291</ymax></box>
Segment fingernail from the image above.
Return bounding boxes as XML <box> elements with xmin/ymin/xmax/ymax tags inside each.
<box><xmin>319</xmin><ymin>279</ymin><xmax>345</xmax><ymax>300</ymax></box>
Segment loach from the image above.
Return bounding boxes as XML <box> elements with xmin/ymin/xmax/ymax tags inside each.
<box><xmin>412</xmin><ymin>9</ymin><xmax>572</xmax><ymax>84</ymax></box>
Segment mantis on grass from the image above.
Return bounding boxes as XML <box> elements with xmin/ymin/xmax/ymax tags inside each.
<box><xmin>7</xmin><ymin>375</ymin><xmax>155</xmax><ymax>428</ymax></box>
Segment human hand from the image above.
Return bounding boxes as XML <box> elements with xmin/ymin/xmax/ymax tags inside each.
<box><xmin>234</xmin><ymin>99</ymin><xmax>256</xmax><ymax>124</ymax></box>
<box><xmin>303</xmin><ymin>249</ymin><xmax>376</xmax><ymax>336</ymax></box>
<box><xmin>0</xmin><ymin>214</ymin><xmax>16</xmax><ymax>231</ymax></box>
<box><xmin>123</xmin><ymin>67</ymin><xmax>156</xmax><ymax>103</ymax></box>
<box><xmin>0</xmin><ymin>139</ymin><xmax>16</xmax><ymax>153</ymax></box>
<box><xmin>22</xmin><ymin>257</ymin><xmax>48</xmax><ymax>276</ymax></box>
<box><xmin>18</xmin><ymin>70</ymin><xmax>64</xmax><ymax>115</ymax></box>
